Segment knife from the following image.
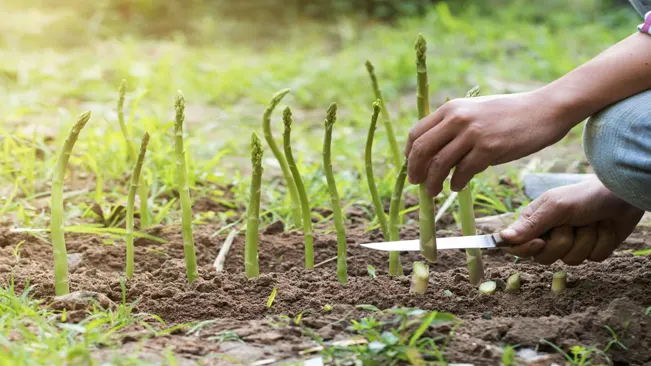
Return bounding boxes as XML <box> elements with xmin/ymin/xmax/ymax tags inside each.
<box><xmin>359</xmin><ymin>233</ymin><xmax>516</xmax><ymax>251</ymax></box>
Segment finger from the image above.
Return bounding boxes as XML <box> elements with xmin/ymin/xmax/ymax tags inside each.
<box><xmin>505</xmin><ymin>238</ymin><xmax>546</xmax><ymax>258</ymax></box>
<box><xmin>405</xmin><ymin>108</ymin><xmax>445</xmax><ymax>158</ymax></box>
<box><xmin>534</xmin><ymin>225</ymin><xmax>574</xmax><ymax>265</ymax></box>
<box><xmin>562</xmin><ymin>224</ymin><xmax>597</xmax><ymax>265</ymax></box>
<box><xmin>589</xmin><ymin>220</ymin><xmax>617</xmax><ymax>262</ymax></box>
<box><xmin>407</xmin><ymin>121</ymin><xmax>458</xmax><ymax>184</ymax></box>
<box><xmin>500</xmin><ymin>194</ymin><xmax>567</xmax><ymax>244</ymax></box>
<box><xmin>423</xmin><ymin>140</ymin><xmax>472</xmax><ymax>197</ymax></box>
<box><xmin>449</xmin><ymin>147</ymin><xmax>489</xmax><ymax>192</ymax></box>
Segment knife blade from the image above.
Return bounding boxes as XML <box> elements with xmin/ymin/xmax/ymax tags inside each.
<box><xmin>359</xmin><ymin>233</ymin><xmax>512</xmax><ymax>251</ymax></box>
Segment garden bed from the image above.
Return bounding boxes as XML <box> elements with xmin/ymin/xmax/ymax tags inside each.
<box><xmin>2</xmin><ymin>214</ymin><xmax>651</xmax><ymax>365</ymax></box>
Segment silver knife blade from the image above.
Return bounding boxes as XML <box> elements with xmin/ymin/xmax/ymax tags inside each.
<box><xmin>360</xmin><ymin>233</ymin><xmax>505</xmax><ymax>251</ymax></box>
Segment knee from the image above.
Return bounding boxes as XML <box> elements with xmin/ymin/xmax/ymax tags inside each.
<box><xmin>583</xmin><ymin>91</ymin><xmax>651</xmax><ymax>211</ymax></box>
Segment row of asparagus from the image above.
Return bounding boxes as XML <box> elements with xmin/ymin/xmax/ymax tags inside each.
<box><xmin>50</xmin><ymin>34</ymin><xmax>563</xmax><ymax>296</ymax></box>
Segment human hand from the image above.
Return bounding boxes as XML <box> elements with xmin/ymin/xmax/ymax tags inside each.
<box><xmin>500</xmin><ymin>177</ymin><xmax>644</xmax><ymax>265</ymax></box>
<box><xmin>405</xmin><ymin>91</ymin><xmax>576</xmax><ymax>196</ymax></box>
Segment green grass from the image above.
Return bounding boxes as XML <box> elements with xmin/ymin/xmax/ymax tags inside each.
<box><xmin>0</xmin><ymin>0</ymin><xmax>639</xmax><ymax>363</ymax></box>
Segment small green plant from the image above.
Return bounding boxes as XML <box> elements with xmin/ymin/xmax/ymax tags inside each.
<box><xmin>282</xmin><ymin>107</ymin><xmax>314</xmax><ymax>269</ymax></box>
<box><xmin>323</xmin><ymin>103</ymin><xmax>348</xmax><ymax>285</ymax></box>
<box><xmin>414</xmin><ymin>34</ymin><xmax>436</xmax><ymax>264</ymax></box>
<box><xmin>502</xmin><ymin>345</ymin><xmax>517</xmax><ymax>366</ymax></box>
<box><xmin>51</xmin><ymin>111</ymin><xmax>91</xmax><ymax>296</ymax></box>
<box><xmin>245</xmin><ymin>132</ymin><xmax>264</xmax><ymax>279</ymax></box>
<box><xmin>126</xmin><ymin>132</ymin><xmax>150</xmax><ymax>279</ymax></box>
<box><xmin>266</xmin><ymin>284</ymin><xmax>278</xmax><ymax>308</ymax></box>
<box><xmin>174</xmin><ymin>91</ymin><xmax>198</xmax><ymax>284</ymax></box>
<box><xmin>262</xmin><ymin>89</ymin><xmax>302</xmax><ymax>227</ymax></box>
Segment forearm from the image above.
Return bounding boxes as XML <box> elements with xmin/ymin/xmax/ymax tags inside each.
<box><xmin>537</xmin><ymin>32</ymin><xmax>651</xmax><ymax>128</ymax></box>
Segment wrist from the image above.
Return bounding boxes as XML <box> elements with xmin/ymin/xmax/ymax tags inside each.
<box><xmin>529</xmin><ymin>84</ymin><xmax>590</xmax><ymax>132</ymax></box>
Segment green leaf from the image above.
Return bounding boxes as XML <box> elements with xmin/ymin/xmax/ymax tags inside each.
<box><xmin>367</xmin><ymin>264</ymin><xmax>376</xmax><ymax>279</ymax></box>
<box><xmin>356</xmin><ymin>304</ymin><xmax>380</xmax><ymax>312</ymax></box>
<box><xmin>266</xmin><ymin>284</ymin><xmax>277</xmax><ymax>309</ymax></box>
<box><xmin>632</xmin><ymin>248</ymin><xmax>651</xmax><ymax>256</ymax></box>
<box><xmin>409</xmin><ymin>311</ymin><xmax>438</xmax><ymax>346</ymax></box>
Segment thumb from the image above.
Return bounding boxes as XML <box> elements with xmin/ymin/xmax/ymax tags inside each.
<box><xmin>500</xmin><ymin>196</ymin><xmax>564</xmax><ymax>244</ymax></box>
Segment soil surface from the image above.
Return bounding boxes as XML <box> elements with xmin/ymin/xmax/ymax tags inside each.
<box><xmin>2</xmin><ymin>217</ymin><xmax>651</xmax><ymax>365</ymax></box>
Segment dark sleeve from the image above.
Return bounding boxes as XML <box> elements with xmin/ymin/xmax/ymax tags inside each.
<box><xmin>630</xmin><ymin>0</ymin><xmax>651</xmax><ymax>18</ymax></box>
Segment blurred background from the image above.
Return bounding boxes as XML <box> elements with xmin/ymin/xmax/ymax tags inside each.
<box><xmin>0</xmin><ymin>0</ymin><xmax>641</xmax><ymax>227</ymax></box>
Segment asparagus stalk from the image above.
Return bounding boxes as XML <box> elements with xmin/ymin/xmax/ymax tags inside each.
<box><xmin>174</xmin><ymin>91</ymin><xmax>198</xmax><ymax>284</ymax></box>
<box><xmin>551</xmin><ymin>271</ymin><xmax>567</xmax><ymax>294</ymax></box>
<box><xmin>365</xmin><ymin>61</ymin><xmax>402</xmax><ymax>169</ymax></box>
<box><xmin>282</xmin><ymin>107</ymin><xmax>314</xmax><ymax>269</ymax></box>
<box><xmin>117</xmin><ymin>80</ymin><xmax>150</xmax><ymax>230</ymax></box>
<box><xmin>245</xmin><ymin>132</ymin><xmax>264</xmax><ymax>278</ymax></box>
<box><xmin>262</xmin><ymin>89</ymin><xmax>302</xmax><ymax>227</ymax></box>
<box><xmin>388</xmin><ymin>160</ymin><xmax>408</xmax><ymax>276</ymax></box>
<box><xmin>364</xmin><ymin>101</ymin><xmax>390</xmax><ymax>240</ymax></box>
<box><xmin>414</xmin><ymin>34</ymin><xmax>437</xmax><ymax>263</ymax></box>
<box><xmin>51</xmin><ymin>111</ymin><xmax>91</xmax><ymax>296</ymax></box>
<box><xmin>505</xmin><ymin>272</ymin><xmax>521</xmax><ymax>293</ymax></box>
<box><xmin>458</xmin><ymin>86</ymin><xmax>484</xmax><ymax>285</ymax></box>
<box><xmin>410</xmin><ymin>261</ymin><xmax>429</xmax><ymax>294</ymax></box>
<box><xmin>126</xmin><ymin>133</ymin><xmax>150</xmax><ymax>279</ymax></box>
<box><xmin>323</xmin><ymin>103</ymin><xmax>348</xmax><ymax>285</ymax></box>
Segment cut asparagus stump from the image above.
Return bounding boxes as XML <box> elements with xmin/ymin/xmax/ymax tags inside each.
<box><xmin>505</xmin><ymin>273</ymin><xmax>521</xmax><ymax>293</ymax></box>
<box><xmin>282</xmin><ymin>107</ymin><xmax>314</xmax><ymax>269</ymax></box>
<box><xmin>262</xmin><ymin>89</ymin><xmax>302</xmax><ymax>228</ymax></box>
<box><xmin>51</xmin><ymin>111</ymin><xmax>91</xmax><ymax>296</ymax></box>
<box><xmin>410</xmin><ymin>261</ymin><xmax>429</xmax><ymax>294</ymax></box>
<box><xmin>323</xmin><ymin>103</ymin><xmax>348</xmax><ymax>285</ymax></box>
<box><xmin>414</xmin><ymin>34</ymin><xmax>437</xmax><ymax>263</ymax></box>
<box><xmin>245</xmin><ymin>133</ymin><xmax>264</xmax><ymax>279</ymax></box>
<box><xmin>551</xmin><ymin>271</ymin><xmax>567</xmax><ymax>294</ymax></box>
<box><xmin>126</xmin><ymin>133</ymin><xmax>150</xmax><ymax>279</ymax></box>
<box><xmin>479</xmin><ymin>281</ymin><xmax>497</xmax><ymax>294</ymax></box>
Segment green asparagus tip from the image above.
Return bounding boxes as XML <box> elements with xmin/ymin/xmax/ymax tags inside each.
<box><xmin>75</xmin><ymin>111</ymin><xmax>92</xmax><ymax>130</ymax></box>
<box><xmin>175</xmin><ymin>91</ymin><xmax>185</xmax><ymax>124</ymax></box>
<box><xmin>365</xmin><ymin>60</ymin><xmax>374</xmax><ymax>72</ymax></box>
<box><xmin>325</xmin><ymin>103</ymin><xmax>337</xmax><ymax>128</ymax></box>
<box><xmin>251</xmin><ymin>132</ymin><xmax>263</xmax><ymax>165</ymax></box>
<box><xmin>465</xmin><ymin>85</ymin><xmax>481</xmax><ymax>98</ymax></box>
<box><xmin>414</xmin><ymin>34</ymin><xmax>427</xmax><ymax>62</ymax></box>
<box><xmin>271</xmin><ymin>88</ymin><xmax>291</xmax><ymax>105</ymax></box>
<box><xmin>282</xmin><ymin>106</ymin><xmax>292</xmax><ymax>129</ymax></box>
<box><xmin>140</xmin><ymin>132</ymin><xmax>150</xmax><ymax>150</ymax></box>
<box><xmin>372</xmin><ymin>99</ymin><xmax>381</xmax><ymax>112</ymax></box>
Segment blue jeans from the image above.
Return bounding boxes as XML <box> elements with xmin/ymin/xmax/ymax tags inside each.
<box><xmin>584</xmin><ymin>89</ymin><xmax>651</xmax><ymax>211</ymax></box>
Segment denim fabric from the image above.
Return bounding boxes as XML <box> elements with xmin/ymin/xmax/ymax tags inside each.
<box><xmin>584</xmin><ymin>89</ymin><xmax>651</xmax><ymax>211</ymax></box>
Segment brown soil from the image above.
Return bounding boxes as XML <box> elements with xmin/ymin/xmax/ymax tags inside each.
<box><xmin>2</xmin><ymin>222</ymin><xmax>651</xmax><ymax>365</ymax></box>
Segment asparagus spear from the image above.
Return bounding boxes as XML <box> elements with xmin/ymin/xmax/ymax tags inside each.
<box><xmin>323</xmin><ymin>103</ymin><xmax>347</xmax><ymax>285</ymax></box>
<box><xmin>410</xmin><ymin>261</ymin><xmax>429</xmax><ymax>294</ymax></box>
<box><xmin>414</xmin><ymin>34</ymin><xmax>437</xmax><ymax>263</ymax></box>
<box><xmin>262</xmin><ymin>89</ymin><xmax>302</xmax><ymax>228</ymax></box>
<box><xmin>364</xmin><ymin>101</ymin><xmax>390</xmax><ymax>240</ymax></box>
<box><xmin>479</xmin><ymin>281</ymin><xmax>497</xmax><ymax>294</ymax></box>
<box><xmin>365</xmin><ymin>61</ymin><xmax>402</xmax><ymax>169</ymax></box>
<box><xmin>117</xmin><ymin>80</ymin><xmax>150</xmax><ymax>230</ymax></box>
<box><xmin>126</xmin><ymin>133</ymin><xmax>150</xmax><ymax>279</ymax></box>
<box><xmin>245</xmin><ymin>132</ymin><xmax>264</xmax><ymax>278</ymax></box>
<box><xmin>282</xmin><ymin>107</ymin><xmax>314</xmax><ymax>269</ymax></box>
<box><xmin>388</xmin><ymin>161</ymin><xmax>407</xmax><ymax>276</ymax></box>
<box><xmin>174</xmin><ymin>91</ymin><xmax>198</xmax><ymax>284</ymax></box>
<box><xmin>51</xmin><ymin>111</ymin><xmax>91</xmax><ymax>296</ymax></box>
